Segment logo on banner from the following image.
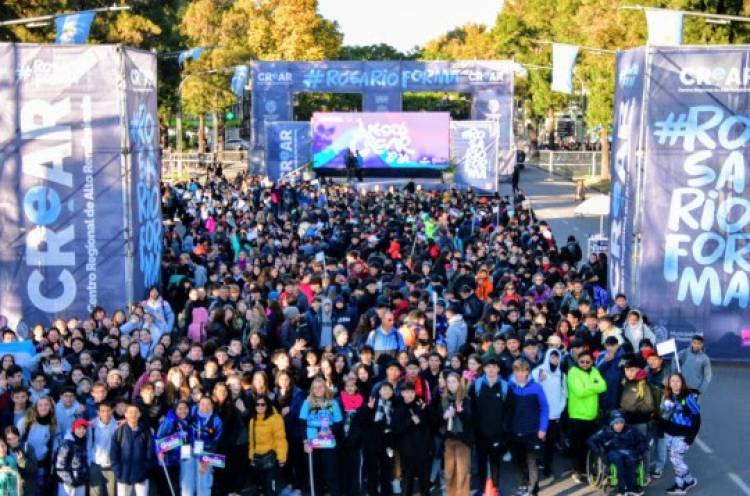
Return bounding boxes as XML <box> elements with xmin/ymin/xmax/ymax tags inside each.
<box><xmin>265</xmin><ymin>100</ymin><xmax>277</xmax><ymax>114</ymax></box>
<box><xmin>303</xmin><ymin>69</ymin><xmax>326</xmax><ymax>89</ymax></box>
<box><xmin>678</xmin><ymin>65</ymin><xmax>750</xmax><ymax>92</ymax></box>
<box><xmin>130</xmin><ymin>103</ymin><xmax>161</xmax><ymax>291</ymax></box>
<box><xmin>461</xmin><ymin>128</ymin><xmax>490</xmax><ymax>180</ymax></box>
<box><xmin>655</xmin><ymin>105</ymin><xmax>750</xmax><ymax>308</ymax></box>
<box><xmin>618</xmin><ymin>64</ymin><xmax>640</xmax><ymax>88</ymax></box>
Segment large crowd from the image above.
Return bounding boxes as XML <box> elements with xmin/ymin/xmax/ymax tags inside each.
<box><xmin>0</xmin><ymin>171</ymin><xmax>712</xmax><ymax>496</ymax></box>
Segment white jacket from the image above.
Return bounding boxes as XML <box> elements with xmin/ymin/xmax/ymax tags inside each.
<box><xmin>531</xmin><ymin>348</ymin><xmax>567</xmax><ymax>420</ymax></box>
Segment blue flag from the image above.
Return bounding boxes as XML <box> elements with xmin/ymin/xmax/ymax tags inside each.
<box><xmin>0</xmin><ymin>341</ymin><xmax>37</xmax><ymax>371</ymax></box>
<box><xmin>551</xmin><ymin>43</ymin><xmax>579</xmax><ymax>94</ymax></box>
<box><xmin>178</xmin><ymin>47</ymin><xmax>206</xmax><ymax>65</ymax></box>
<box><xmin>55</xmin><ymin>11</ymin><xmax>96</xmax><ymax>44</ymax></box>
<box><xmin>231</xmin><ymin>65</ymin><xmax>249</xmax><ymax>98</ymax></box>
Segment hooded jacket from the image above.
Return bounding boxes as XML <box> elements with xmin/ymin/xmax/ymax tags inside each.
<box><xmin>249</xmin><ymin>411</ymin><xmax>288</xmax><ymax>464</ymax></box>
<box><xmin>622</xmin><ymin>310</ymin><xmax>656</xmax><ymax>351</ymax></box>
<box><xmin>567</xmin><ymin>365</ymin><xmax>607</xmax><ymax>421</ymax></box>
<box><xmin>155</xmin><ymin>410</ymin><xmax>192</xmax><ymax>467</ymax></box>
<box><xmin>446</xmin><ymin>315</ymin><xmax>468</xmax><ymax>356</ymax></box>
<box><xmin>531</xmin><ymin>349</ymin><xmax>567</xmax><ymax>420</ymax></box>
<box><xmin>587</xmin><ymin>424</ymin><xmax>648</xmax><ymax>456</ymax></box>
<box><xmin>676</xmin><ymin>347</ymin><xmax>712</xmax><ymax>394</ymax></box>
<box><xmin>56</xmin><ymin>432</ymin><xmax>89</xmax><ymax>487</ymax></box>
<box><xmin>619</xmin><ymin>370</ymin><xmax>656</xmax><ymax>425</ymax></box>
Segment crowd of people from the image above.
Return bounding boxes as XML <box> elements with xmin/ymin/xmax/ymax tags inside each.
<box><xmin>0</xmin><ymin>171</ymin><xmax>713</xmax><ymax>496</ymax></box>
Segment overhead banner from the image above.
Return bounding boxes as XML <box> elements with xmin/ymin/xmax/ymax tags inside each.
<box><xmin>638</xmin><ymin>46</ymin><xmax>750</xmax><ymax>359</ymax></box>
<box><xmin>551</xmin><ymin>43</ymin><xmax>579</xmax><ymax>94</ymax></box>
<box><xmin>311</xmin><ymin>112</ymin><xmax>450</xmax><ymax>169</ymax></box>
<box><xmin>250</xmin><ymin>60</ymin><xmax>515</xmax><ymax>150</ymax></box>
<box><xmin>0</xmin><ymin>44</ymin><xmax>158</xmax><ymax>331</ymax></box>
<box><xmin>609</xmin><ymin>47</ymin><xmax>646</xmax><ymax>302</ymax></box>
<box><xmin>645</xmin><ymin>9</ymin><xmax>683</xmax><ymax>46</ymax></box>
<box><xmin>451</xmin><ymin>121</ymin><xmax>499</xmax><ymax>193</ymax></box>
<box><xmin>265</xmin><ymin>122</ymin><xmax>311</xmax><ymax>182</ymax></box>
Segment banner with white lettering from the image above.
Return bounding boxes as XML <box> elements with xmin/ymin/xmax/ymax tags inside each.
<box><xmin>0</xmin><ymin>44</ymin><xmax>129</xmax><ymax>330</ymax></box>
<box><xmin>265</xmin><ymin>122</ymin><xmax>311</xmax><ymax>182</ymax></box>
<box><xmin>639</xmin><ymin>47</ymin><xmax>750</xmax><ymax>359</ymax></box>
<box><xmin>609</xmin><ymin>47</ymin><xmax>646</xmax><ymax>303</ymax></box>
<box><xmin>123</xmin><ymin>47</ymin><xmax>161</xmax><ymax>301</ymax></box>
<box><xmin>450</xmin><ymin>121</ymin><xmax>499</xmax><ymax>193</ymax></box>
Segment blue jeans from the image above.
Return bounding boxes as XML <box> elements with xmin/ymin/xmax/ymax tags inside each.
<box><xmin>606</xmin><ymin>450</ymin><xmax>638</xmax><ymax>492</ymax></box>
<box><xmin>180</xmin><ymin>458</ymin><xmax>213</xmax><ymax>496</ymax></box>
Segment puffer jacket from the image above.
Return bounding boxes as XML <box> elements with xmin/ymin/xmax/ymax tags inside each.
<box><xmin>248</xmin><ymin>411</ymin><xmax>288</xmax><ymax>464</ymax></box>
<box><xmin>619</xmin><ymin>370</ymin><xmax>656</xmax><ymax>425</ymax></box>
<box><xmin>55</xmin><ymin>433</ymin><xmax>89</xmax><ymax>487</ymax></box>
<box><xmin>587</xmin><ymin>424</ymin><xmax>648</xmax><ymax>456</ymax></box>
<box><xmin>155</xmin><ymin>410</ymin><xmax>192</xmax><ymax>467</ymax></box>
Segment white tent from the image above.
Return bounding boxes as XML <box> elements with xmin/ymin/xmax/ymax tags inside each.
<box><xmin>574</xmin><ymin>194</ymin><xmax>610</xmax><ymax>235</ymax></box>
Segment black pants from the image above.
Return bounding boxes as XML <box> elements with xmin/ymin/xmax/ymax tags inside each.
<box><xmin>283</xmin><ymin>438</ymin><xmax>306</xmax><ymax>490</ymax></box>
<box><xmin>543</xmin><ymin>419</ymin><xmax>560</xmax><ymax>473</ymax></box>
<box><xmin>310</xmin><ymin>448</ymin><xmax>340</xmax><ymax>496</ymax></box>
<box><xmin>365</xmin><ymin>445</ymin><xmax>394</xmax><ymax>496</ymax></box>
<box><xmin>224</xmin><ymin>443</ymin><xmax>249</xmax><ymax>492</ymax></box>
<box><xmin>255</xmin><ymin>462</ymin><xmax>281</xmax><ymax>495</ymax></box>
<box><xmin>400</xmin><ymin>455</ymin><xmax>430</xmax><ymax>496</ymax></box>
<box><xmin>155</xmin><ymin>464</ymin><xmax>179</xmax><ymax>496</ymax></box>
<box><xmin>569</xmin><ymin>418</ymin><xmax>598</xmax><ymax>474</ymax></box>
<box><xmin>476</xmin><ymin>436</ymin><xmax>504</xmax><ymax>489</ymax></box>
<box><xmin>339</xmin><ymin>445</ymin><xmax>363</xmax><ymax>496</ymax></box>
<box><xmin>355</xmin><ymin>167</ymin><xmax>363</xmax><ymax>182</ymax></box>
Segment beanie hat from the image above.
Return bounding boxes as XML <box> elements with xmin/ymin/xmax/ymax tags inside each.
<box><xmin>72</xmin><ymin>419</ymin><xmax>89</xmax><ymax>431</ymax></box>
<box><xmin>609</xmin><ymin>410</ymin><xmax>625</xmax><ymax>427</ymax></box>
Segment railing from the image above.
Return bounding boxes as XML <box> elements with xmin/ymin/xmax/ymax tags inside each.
<box><xmin>528</xmin><ymin>150</ymin><xmax>602</xmax><ymax>179</ymax></box>
<box><xmin>161</xmin><ymin>151</ymin><xmax>248</xmax><ymax>179</ymax></box>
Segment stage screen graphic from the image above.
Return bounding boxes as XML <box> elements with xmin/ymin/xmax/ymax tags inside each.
<box><xmin>311</xmin><ymin>112</ymin><xmax>450</xmax><ymax>169</ymax></box>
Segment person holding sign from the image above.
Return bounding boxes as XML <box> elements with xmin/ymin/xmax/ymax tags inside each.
<box><xmin>248</xmin><ymin>395</ymin><xmax>287</xmax><ymax>495</ymax></box>
<box><xmin>155</xmin><ymin>401</ymin><xmax>191</xmax><ymax>496</ymax></box>
<box><xmin>182</xmin><ymin>397</ymin><xmax>222</xmax><ymax>496</ymax></box>
<box><xmin>300</xmin><ymin>377</ymin><xmax>342</xmax><ymax>496</ymax></box>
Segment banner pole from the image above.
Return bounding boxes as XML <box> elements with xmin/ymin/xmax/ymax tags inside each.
<box><xmin>160</xmin><ymin>459</ymin><xmax>177</xmax><ymax>496</ymax></box>
<box><xmin>116</xmin><ymin>45</ymin><xmax>135</xmax><ymax>307</ymax></box>
<box><xmin>308</xmin><ymin>448</ymin><xmax>315</xmax><ymax>496</ymax></box>
<box><xmin>673</xmin><ymin>350</ymin><xmax>681</xmax><ymax>373</ymax></box>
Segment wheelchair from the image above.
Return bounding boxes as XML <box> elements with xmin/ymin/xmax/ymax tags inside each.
<box><xmin>586</xmin><ymin>449</ymin><xmax>646</xmax><ymax>492</ymax></box>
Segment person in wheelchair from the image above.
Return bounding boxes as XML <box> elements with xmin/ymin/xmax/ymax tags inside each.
<box><xmin>587</xmin><ymin>410</ymin><xmax>648</xmax><ymax>496</ymax></box>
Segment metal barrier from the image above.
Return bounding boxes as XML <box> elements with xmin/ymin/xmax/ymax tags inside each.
<box><xmin>161</xmin><ymin>151</ymin><xmax>248</xmax><ymax>179</ymax></box>
<box><xmin>529</xmin><ymin>150</ymin><xmax>602</xmax><ymax>179</ymax></box>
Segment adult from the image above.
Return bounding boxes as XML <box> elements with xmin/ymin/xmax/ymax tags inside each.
<box><xmin>436</xmin><ymin>371</ymin><xmax>472</xmax><ymax>496</ymax></box>
<box><xmin>248</xmin><ymin>395</ymin><xmax>287</xmax><ymax>496</ymax></box>
<box><xmin>300</xmin><ymin>377</ymin><xmax>342</xmax><ymax>496</ymax></box>
<box><xmin>531</xmin><ymin>348</ymin><xmax>566</xmax><ymax>477</ymax></box>
<box><xmin>675</xmin><ymin>335</ymin><xmax>712</xmax><ymax>395</ymax></box>
<box><xmin>88</xmin><ymin>401</ymin><xmax>118</xmax><ymax>496</ymax></box>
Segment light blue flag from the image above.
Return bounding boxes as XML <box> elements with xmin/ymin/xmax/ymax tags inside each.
<box><xmin>231</xmin><ymin>65</ymin><xmax>249</xmax><ymax>98</ymax></box>
<box><xmin>551</xmin><ymin>43</ymin><xmax>579</xmax><ymax>94</ymax></box>
<box><xmin>645</xmin><ymin>9</ymin><xmax>683</xmax><ymax>46</ymax></box>
<box><xmin>55</xmin><ymin>11</ymin><xmax>96</xmax><ymax>44</ymax></box>
<box><xmin>0</xmin><ymin>340</ymin><xmax>37</xmax><ymax>371</ymax></box>
<box><xmin>178</xmin><ymin>47</ymin><xmax>206</xmax><ymax>65</ymax></box>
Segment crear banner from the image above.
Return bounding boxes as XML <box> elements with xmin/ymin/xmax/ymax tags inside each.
<box><xmin>265</xmin><ymin>122</ymin><xmax>311</xmax><ymax>182</ymax></box>
<box><xmin>123</xmin><ymin>47</ymin><xmax>161</xmax><ymax>302</ymax></box>
<box><xmin>638</xmin><ymin>46</ymin><xmax>750</xmax><ymax>359</ymax></box>
<box><xmin>311</xmin><ymin>112</ymin><xmax>450</xmax><ymax>169</ymax></box>
<box><xmin>250</xmin><ymin>60</ymin><xmax>515</xmax><ymax>149</ymax></box>
<box><xmin>450</xmin><ymin>121</ymin><xmax>499</xmax><ymax>193</ymax></box>
<box><xmin>609</xmin><ymin>47</ymin><xmax>646</xmax><ymax>302</ymax></box>
<box><xmin>0</xmin><ymin>44</ymin><xmax>158</xmax><ymax>331</ymax></box>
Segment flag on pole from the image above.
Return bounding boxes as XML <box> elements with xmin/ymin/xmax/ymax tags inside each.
<box><xmin>645</xmin><ymin>9</ymin><xmax>684</xmax><ymax>46</ymax></box>
<box><xmin>551</xmin><ymin>43</ymin><xmax>579</xmax><ymax>94</ymax></box>
<box><xmin>55</xmin><ymin>10</ymin><xmax>96</xmax><ymax>44</ymax></box>
<box><xmin>231</xmin><ymin>65</ymin><xmax>249</xmax><ymax>98</ymax></box>
<box><xmin>0</xmin><ymin>340</ymin><xmax>37</xmax><ymax>371</ymax></box>
<box><xmin>178</xmin><ymin>47</ymin><xmax>206</xmax><ymax>65</ymax></box>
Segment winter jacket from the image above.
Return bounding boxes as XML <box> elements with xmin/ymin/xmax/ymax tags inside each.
<box><xmin>393</xmin><ymin>399</ymin><xmax>432</xmax><ymax>461</ymax></box>
<box><xmin>469</xmin><ymin>375</ymin><xmax>512</xmax><ymax>440</ymax></box>
<box><xmin>526</xmin><ymin>284</ymin><xmax>552</xmax><ymax>305</ymax></box>
<box><xmin>659</xmin><ymin>393</ymin><xmax>701</xmax><ymax>443</ymax></box>
<box><xmin>567</xmin><ymin>365</ymin><xmax>607</xmax><ymax>421</ymax></box>
<box><xmin>274</xmin><ymin>387</ymin><xmax>306</xmax><ymax>441</ymax></box>
<box><xmin>55</xmin><ymin>401</ymin><xmax>83</xmax><ymax>438</ymax></box>
<box><xmin>249</xmin><ymin>411</ymin><xmax>288</xmax><ymax>464</ymax></box>
<box><xmin>155</xmin><ymin>410</ymin><xmax>191</xmax><ymax>467</ymax></box>
<box><xmin>596</xmin><ymin>348</ymin><xmax>625</xmax><ymax>412</ymax></box>
<box><xmin>619</xmin><ymin>371</ymin><xmax>656</xmax><ymax>425</ymax></box>
<box><xmin>509</xmin><ymin>379</ymin><xmax>549</xmax><ymax>437</ymax></box>
<box><xmin>531</xmin><ymin>349</ymin><xmax>567</xmax><ymax>420</ymax></box>
<box><xmin>299</xmin><ymin>399</ymin><xmax>343</xmax><ymax>446</ymax></box>
<box><xmin>55</xmin><ymin>433</ymin><xmax>89</xmax><ymax>487</ymax></box>
<box><xmin>337</xmin><ymin>393</ymin><xmax>366</xmax><ymax>449</ymax></box>
<box><xmin>676</xmin><ymin>348</ymin><xmax>712</xmax><ymax>394</ymax></box>
<box><xmin>190</xmin><ymin>409</ymin><xmax>223</xmax><ymax>453</ymax></box>
<box><xmin>587</xmin><ymin>424</ymin><xmax>648</xmax><ymax>457</ymax></box>
<box><xmin>446</xmin><ymin>315</ymin><xmax>468</xmax><ymax>355</ymax></box>
<box><xmin>110</xmin><ymin>423</ymin><xmax>155</xmax><ymax>484</ymax></box>
<box><xmin>365</xmin><ymin>327</ymin><xmax>406</xmax><ymax>358</ymax></box>
<box><xmin>434</xmin><ymin>394</ymin><xmax>473</xmax><ymax>445</ymax></box>
<box><xmin>142</xmin><ymin>297</ymin><xmax>175</xmax><ymax>340</ymax></box>
<box><xmin>622</xmin><ymin>311</ymin><xmax>656</xmax><ymax>352</ymax></box>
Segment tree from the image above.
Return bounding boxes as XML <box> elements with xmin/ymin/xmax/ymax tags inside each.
<box><xmin>422</xmin><ymin>23</ymin><xmax>496</xmax><ymax>60</ymax></box>
<box><xmin>338</xmin><ymin>43</ymin><xmax>410</xmax><ymax>60</ymax></box>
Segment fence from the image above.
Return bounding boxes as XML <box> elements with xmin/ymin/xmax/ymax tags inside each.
<box><xmin>161</xmin><ymin>151</ymin><xmax>248</xmax><ymax>180</ymax></box>
<box><xmin>528</xmin><ymin>150</ymin><xmax>602</xmax><ymax>179</ymax></box>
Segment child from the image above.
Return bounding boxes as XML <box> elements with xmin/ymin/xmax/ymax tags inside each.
<box><xmin>587</xmin><ymin>410</ymin><xmax>648</xmax><ymax>496</ymax></box>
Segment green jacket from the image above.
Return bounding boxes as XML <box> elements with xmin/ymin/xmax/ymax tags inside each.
<box><xmin>567</xmin><ymin>365</ymin><xmax>607</xmax><ymax>421</ymax></box>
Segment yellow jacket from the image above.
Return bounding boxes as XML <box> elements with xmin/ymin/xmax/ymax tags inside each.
<box><xmin>248</xmin><ymin>412</ymin><xmax>288</xmax><ymax>464</ymax></box>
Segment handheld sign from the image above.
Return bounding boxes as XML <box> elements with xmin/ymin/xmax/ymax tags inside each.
<box><xmin>156</xmin><ymin>432</ymin><xmax>184</xmax><ymax>454</ymax></box>
<box><xmin>199</xmin><ymin>453</ymin><xmax>226</xmax><ymax>469</ymax></box>
<box><xmin>656</xmin><ymin>338</ymin><xmax>680</xmax><ymax>372</ymax></box>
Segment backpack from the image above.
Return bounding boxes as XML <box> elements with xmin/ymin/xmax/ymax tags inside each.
<box><xmin>474</xmin><ymin>376</ymin><xmax>508</xmax><ymax>400</ymax></box>
<box><xmin>188</xmin><ymin>307</ymin><xmax>209</xmax><ymax>344</ymax></box>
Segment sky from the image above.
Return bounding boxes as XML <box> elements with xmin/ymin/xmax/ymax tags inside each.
<box><xmin>317</xmin><ymin>0</ymin><xmax>503</xmax><ymax>52</ymax></box>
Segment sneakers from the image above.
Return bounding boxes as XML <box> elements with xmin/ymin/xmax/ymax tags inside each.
<box><xmin>627</xmin><ymin>490</ymin><xmax>645</xmax><ymax>496</ymax></box>
<box><xmin>683</xmin><ymin>479</ymin><xmax>698</xmax><ymax>492</ymax></box>
<box><xmin>666</xmin><ymin>484</ymin><xmax>686</xmax><ymax>495</ymax></box>
<box><xmin>651</xmin><ymin>468</ymin><xmax>663</xmax><ymax>479</ymax></box>
<box><xmin>570</xmin><ymin>472</ymin><xmax>583</xmax><ymax>484</ymax></box>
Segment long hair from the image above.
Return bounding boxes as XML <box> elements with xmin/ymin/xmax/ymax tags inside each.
<box><xmin>21</xmin><ymin>396</ymin><xmax>57</xmax><ymax>440</ymax></box>
<box><xmin>663</xmin><ymin>372</ymin><xmax>689</xmax><ymax>401</ymax></box>
<box><xmin>252</xmin><ymin>394</ymin><xmax>275</xmax><ymax>421</ymax></box>
<box><xmin>306</xmin><ymin>377</ymin><xmax>334</xmax><ymax>409</ymax></box>
<box><xmin>440</xmin><ymin>370</ymin><xmax>466</xmax><ymax>405</ymax></box>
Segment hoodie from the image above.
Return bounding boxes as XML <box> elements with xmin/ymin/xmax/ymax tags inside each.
<box><xmin>509</xmin><ymin>378</ymin><xmax>549</xmax><ymax>437</ymax></box>
<box><xmin>531</xmin><ymin>349</ymin><xmax>567</xmax><ymax>420</ymax></box>
<box><xmin>446</xmin><ymin>314</ymin><xmax>468</xmax><ymax>355</ymax></box>
<box><xmin>622</xmin><ymin>310</ymin><xmax>656</xmax><ymax>351</ymax></box>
